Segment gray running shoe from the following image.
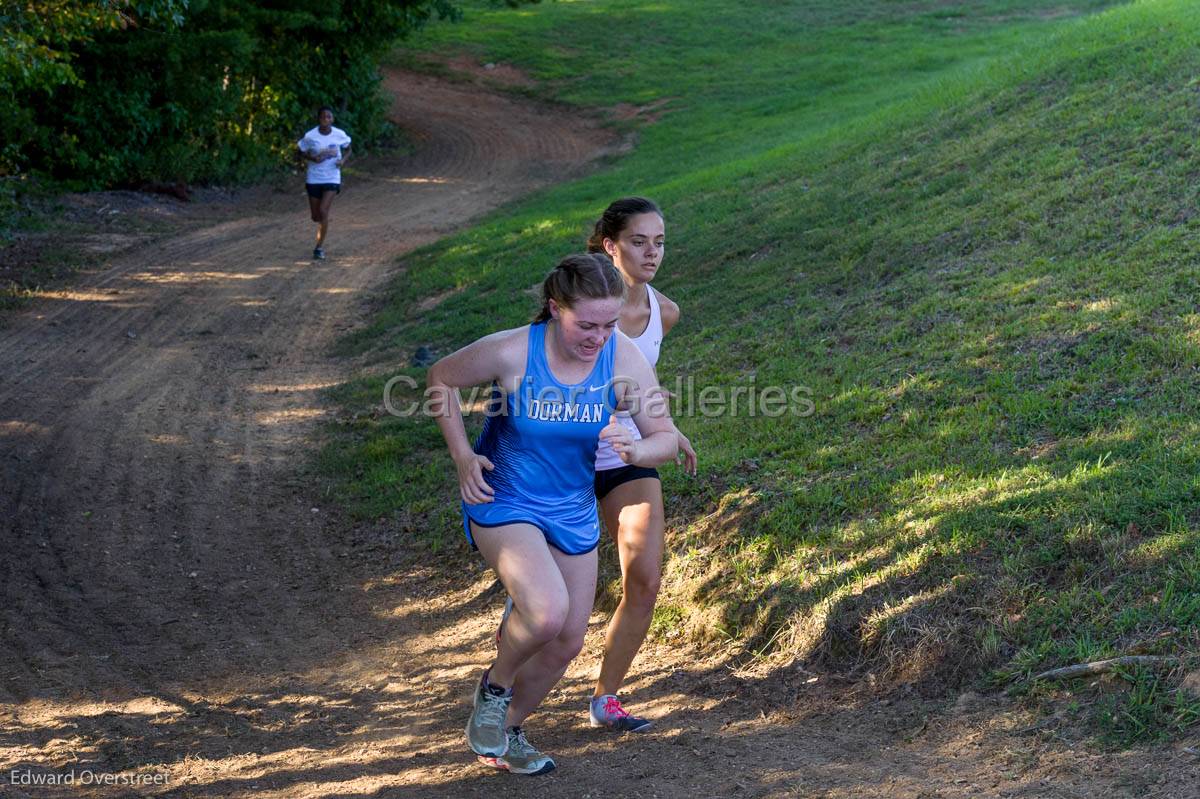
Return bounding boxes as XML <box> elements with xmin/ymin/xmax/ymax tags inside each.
<box><xmin>496</xmin><ymin>596</ymin><xmax>513</xmax><ymax>648</ymax></box>
<box><xmin>589</xmin><ymin>694</ymin><xmax>652</xmax><ymax>732</ymax></box>
<box><xmin>478</xmin><ymin>727</ymin><xmax>556</xmax><ymax>776</ymax></box>
<box><xmin>466</xmin><ymin>671</ymin><xmax>512</xmax><ymax>757</ymax></box>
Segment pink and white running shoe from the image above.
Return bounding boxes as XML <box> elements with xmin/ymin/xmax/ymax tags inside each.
<box><xmin>589</xmin><ymin>694</ymin><xmax>652</xmax><ymax>733</ymax></box>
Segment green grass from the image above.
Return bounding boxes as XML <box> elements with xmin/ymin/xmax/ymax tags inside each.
<box><xmin>321</xmin><ymin>0</ymin><xmax>1200</xmax><ymax>741</ymax></box>
<box><xmin>0</xmin><ymin>199</ymin><xmax>92</xmax><ymax>312</ymax></box>
<box><xmin>1094</xmin><ymin>664</ymin><xmax>1200</xmax><ymax>745</ymax></box>
<box><xmin>1</xmin><ymin>177</ymin><xmax>134</xmax><ymax>312</ymax></box>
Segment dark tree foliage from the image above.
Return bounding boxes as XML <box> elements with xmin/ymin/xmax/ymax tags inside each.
<box><xmin>1</xmin><ymin>0</ymin><xmax>521</xmax><ymax>188</ymax></box>
<box><xmin>1</xmin><ymin>1</ymin><xmax>186</xmax><ymax>180</ymax></box>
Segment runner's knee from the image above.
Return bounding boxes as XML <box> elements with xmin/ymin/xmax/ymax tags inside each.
<box><xmin>518</xmin><ymin>603</ymin><xmax>569</xmax><ymax>645</ymax></box>
<box><xmin>622</xmin><ymin>562</ymin><xmax>661</xmax><ymax>615</ymax></box>
<box><xmin>541</xmin><ymin>625</ymin><xmax>587</xmax><ymax>668</ymax></box>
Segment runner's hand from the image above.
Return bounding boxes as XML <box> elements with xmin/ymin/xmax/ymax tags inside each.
<box><xmin>455</xmin><ymin>453</ymin><xmax>495</xmax><ymax>504</ymax></box>
<box><xmin>676</xmin><ymin>430</ymin><xmax>697</xmax><ymax>476</ymax></box>
<box><xmin>600</xmin><ymin>414</ymin><xmax>638</xmax><ymax>465</ymax></box>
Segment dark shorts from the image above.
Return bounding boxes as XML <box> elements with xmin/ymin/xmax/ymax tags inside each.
<box><xmin>306</xmin><ymin>183</ymin><xmax>340</xmax><ymax>199</ymax></box>
<box><xmin>594</xmin><ymin>464</ymin><xmax>660</xmax><ymax>500</ymax></box>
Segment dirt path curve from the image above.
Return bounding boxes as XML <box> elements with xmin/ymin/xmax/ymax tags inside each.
<box><xmin>0</xmin><ymin>72</ymin><xmax>1195</xmax><ymax>799</ymax></box>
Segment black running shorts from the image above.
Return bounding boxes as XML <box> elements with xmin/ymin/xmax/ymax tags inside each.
<box><xmin>594</xmin><ymin>464</ymin><xmax>660</xmax><ymax>500</ymax></box>
<box><xmin>305</xmin><ymin>183</ymin><xmax>340</xmax><ymax>199</ymax></box>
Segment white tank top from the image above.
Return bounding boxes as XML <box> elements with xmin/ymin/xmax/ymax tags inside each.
<box><xmin>595</xmin><ymin>287</ymin><xmax>664</xmax><ymax>472</ymax></box>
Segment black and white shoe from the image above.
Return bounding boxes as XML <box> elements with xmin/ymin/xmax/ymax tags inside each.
<box><xmin>466</xmin><ymin>670</ymin><xmax>512</xmax><ymax>757</ymax></box>
<box><xmin>478</xmin><ymin>727</ymin><xmax>556</xmax><ymax>776</ymax></box>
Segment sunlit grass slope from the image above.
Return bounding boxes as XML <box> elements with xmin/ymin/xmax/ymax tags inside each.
<box><xmin>322</xmin><ymin>0</ymin><xmax>1200</xmax><ymax>741</ymax></box>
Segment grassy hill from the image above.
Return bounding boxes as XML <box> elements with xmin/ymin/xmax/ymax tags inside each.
<box><xmin>321</xmin><ymin>0</ymin><xmax>1200</xmax><ymax>743</ymax></box>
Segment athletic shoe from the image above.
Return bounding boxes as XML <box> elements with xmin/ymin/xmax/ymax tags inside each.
<box><xmin>465</xmin><ymin>670</ymin><xmax>512</xmax><ymax>757</ymax></box>
<box><xmin>477</xmin><ymin>727</ymin><xmax>556</xmax><ymax>776</ymax></box>
<box><xmin>496</xmin><ymin>596</ymin><xmax>513</xmax><ymax>648</ymax></box>
<box><xmin>589</xmin><ymin>694</ymin><xmax>652</xmax><ymax>732</ymax></box>
<box><xmin>312</xmin><ymin>247</ymin><xmax>325</xmax><ymax>260</ymax></box>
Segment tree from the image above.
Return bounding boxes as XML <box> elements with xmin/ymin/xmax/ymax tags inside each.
<box><xmin>0</xmin><ymin>1</ymin><xmax>187</xmax><ymax>94</ymax></box>
<box><xmin>1</xmin><ymin>1</ymin><xmax>189</xmax><ymax>178</ymax></box>
<box><xmin>1</xmin><ymin>0</ymin><xmax>507</xmax><ymax>186</ymax></box>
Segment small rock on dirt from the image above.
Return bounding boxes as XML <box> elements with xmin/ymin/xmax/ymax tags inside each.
<box><xmin>410</xmin><ymin>345</ymin><xmax>436</xmax><ymax>368</ymax></box>
<box><xmin>1180</xmin><ymin>670</ymin><xmax>1200</xmax><ymax>700</ymax></box>
<box><xmin>952</xmin><ymin>690</ymin><xmax>983</xmax><ymax>715</ymax></box>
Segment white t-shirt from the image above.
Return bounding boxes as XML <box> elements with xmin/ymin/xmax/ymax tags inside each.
<box><xmin>298</xmin><ymin>126</ymin><xmax>351</xmax><ymax>184</ymax></box>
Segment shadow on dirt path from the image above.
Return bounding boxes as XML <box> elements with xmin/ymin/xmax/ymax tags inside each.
<box><xmin>0</xmin><ymin>70</ymin><xmax>1196</xmax><ymax>799</ymax></box>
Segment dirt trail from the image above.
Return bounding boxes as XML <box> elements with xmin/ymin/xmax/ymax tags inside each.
<box><xmin>1</xmin><ymin>71</ymin><xmax>1196</xmax><ymax>799</ymax></box>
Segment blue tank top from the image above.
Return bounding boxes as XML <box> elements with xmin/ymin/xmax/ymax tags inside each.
<box><xmin>463</xmin><ymin>322</ymin><xmax>617</xmax><ymax>554</ymax></box>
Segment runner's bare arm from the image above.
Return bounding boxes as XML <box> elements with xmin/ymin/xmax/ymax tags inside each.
<box><xmin>657</xmin><ymin>291</ymin><xmax>681</xmax><ymax>336</ymax></box>
<box><xmin>427</xmin><ymin>328</ymin><xmax>525</xmax><ymax>504</ymax></box>
<box><xmin>674</xmin><ymin>428</ymin><xmax>697</xmax><ymax>476</ymax></box>
<box><xmin>603</xmin><ymin>336</ymin><xmax>677</xmax><ymax>468</ymax></box>
<box><xmin>644</xmin><ymin>291</ymin><xmax>697</xmax><ymax>475</ymax></box>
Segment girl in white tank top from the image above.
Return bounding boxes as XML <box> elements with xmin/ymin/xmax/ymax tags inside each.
<box><xmin>585</xmin><ymin>198</ymin><xmax>695</xmax><ymax>732</ymax></box>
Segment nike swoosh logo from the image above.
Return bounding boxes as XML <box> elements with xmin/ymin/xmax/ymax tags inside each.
<box><xmin>589</xmin><ymin>384</ymin><xmax>609</xmax><ymax>392</ymax></box>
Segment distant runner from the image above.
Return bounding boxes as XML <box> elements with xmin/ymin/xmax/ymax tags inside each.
<box><xmin>297</xmin><ymin>106</ymin><xmax>351</xmax><ymax>260</ymax></box>
<box><xmin>427</xmin><ymin>253</ymin><xmax>678</xmax><ymax>776</ymax></box>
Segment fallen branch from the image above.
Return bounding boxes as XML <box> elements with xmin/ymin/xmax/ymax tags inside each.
<box><xmin>1031</xmin><ymin>656</ymin><xmax>1178</xmax><ymax>683</ymax></box>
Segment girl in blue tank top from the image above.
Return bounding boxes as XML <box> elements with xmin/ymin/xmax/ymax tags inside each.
<box><xmin>465</xmin><ymin>320</ymin><xmax>616</xmax><ymax>555</ymax></box>
<box><xmin>427</xmin><ymin>253</ymin><xmax>679</xmax><ymax>775</ymax></box>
